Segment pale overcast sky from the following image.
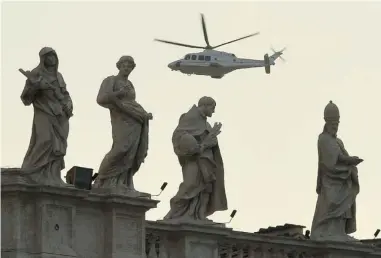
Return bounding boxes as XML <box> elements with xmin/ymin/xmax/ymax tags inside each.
<box><xmin>1</xmin><ymin>1</ymin><xmax>380</xmax><ymax>239</ymax></box>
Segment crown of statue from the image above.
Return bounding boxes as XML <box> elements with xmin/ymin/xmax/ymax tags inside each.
<box><xmin>324</xmin><ymin>100</ymin><xmax>340</xmax><ymax>121</ymax></box>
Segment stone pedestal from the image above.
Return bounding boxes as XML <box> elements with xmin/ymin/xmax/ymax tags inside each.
<box><xmin>1</xmin><ymin>169</ymin><xmax>159</xmax><ymax>258</ymax></box>
<box><xmin>146</xmin><ymin>220</ymin><xmax>232</xmax><ymax>258</ymax></box>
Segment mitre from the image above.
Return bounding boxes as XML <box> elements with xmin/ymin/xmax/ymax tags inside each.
<box><xmin>324</xmin><ymin>100</ymin><xmax>340</xmax><ymax>121</ymax></box>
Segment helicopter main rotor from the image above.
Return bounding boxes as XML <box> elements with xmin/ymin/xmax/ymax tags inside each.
<box><xmin>154</xmin><ymin>14</ymin><xmax>260</xmax><ymax>50</ymax></box>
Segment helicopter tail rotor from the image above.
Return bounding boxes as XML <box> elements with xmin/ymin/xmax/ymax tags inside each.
<box><xmin>264</xmin><ymin>46</ymin><xmax>286</xmax><ymax>74</ymax></box>
<box><xmin>270</xmin><ymin>46</ymin><xmax>286</xmax><ymax>62</ymax></box>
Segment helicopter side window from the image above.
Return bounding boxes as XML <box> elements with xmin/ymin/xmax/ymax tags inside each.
<box><xmin>191</xmin><ymin>55</ymin><xmax>197</xmax><ymax>60</ymax></box>
<box><xmin>198</xmin><ymin>55</ymin><xmax>205</xmax><ymax>61</ymax></box>
<box><xmin>205</xmin><ymin>56</ymin><xmax>211</xmax><ymax>61</ymax></box>
<box><xmin>185</xmin><ymin>55</ymin><xmax>190</xmax><ymax>60</ymax></box>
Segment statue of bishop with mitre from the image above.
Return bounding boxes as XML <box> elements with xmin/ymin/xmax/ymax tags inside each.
<box><xmin>311</xmin><ymin>101</ymin><xmax>363</xmax><ymax>242</ymax></box>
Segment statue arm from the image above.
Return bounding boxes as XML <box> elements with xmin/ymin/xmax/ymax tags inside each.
<box><xmin>97</xmin><ymin>77</ymin><xmax>146</xmax><ymax>122</ymax></box>
<box><xmin>118</xmin><ymin>102</ymin><xmax>147</xmax><ymax>123</ymax></box>
<box><xmin>20</xmin><ymin>80</ymin><xmax>39</xmax><ymax>106</ymax></box>
<box><xmin>338</xmin><ymin>154</ymin><xmax>352</xmax><ymax>164</ymax></box>
<box><xmin>97</xmin><ymin>77</ymin><xmax>118</xmax><ymax>108</ymax></box>
<box><xmin>318</xmin><ymin>135</ymin><xmax>351</xmax><ymax>177</ymax></box>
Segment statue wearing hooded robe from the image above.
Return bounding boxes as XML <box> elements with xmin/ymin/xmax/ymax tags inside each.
<box><xmin>93</xmin><ymin>56</ymin><xmax>152</xmax><ymax>194</ymax></box>
<box><xmin>311</xmin><ymin>101</ymin><xmax>363</xmax><ymax>242</ymax></box>
<box><xmin>19</xmin><ymin>47</ymin><xmax>73</xmax><ymax>186</ymax></box>
<box><xmin>164</xmin><ymin>96</ymin><xmax>228</xmax><ymax>223</ymax></box>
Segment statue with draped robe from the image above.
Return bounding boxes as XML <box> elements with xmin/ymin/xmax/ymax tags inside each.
<box><xmin>163</xmin><ymin>96</ymin><xmax>228</xmax><ymax>224</ymax></box>
<box><xmin>93</xmin><ymin>56</ymin><xmax>152</xmax><ymax>195</ymax></box>
<box><xmin>19</xmin><ymin>47</ymin><xmax>73</xmax><ymax>186</ymax></box>
<box><xmin>311</xmin><ymin>101</ymin><xmax>363</xmax><ymax>242</ymax></box>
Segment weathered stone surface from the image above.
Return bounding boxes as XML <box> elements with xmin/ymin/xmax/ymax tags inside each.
<box><xmin>93</xmin><ymin>55</ymin><xmax>152</xmax><ymax>197</ymax></box>
<box><xmin>1</xmin><ymin>169</ymin><xmax>159</xmax><ymax>258</ymax></box>
<box><xmin>311</xmin><ymin>101</ymin><xmax>363</xmax><ymax>242</ymax></box>
<box><xmin>146</xmin><ymin>220</ymin><xmax>381</xmax><ymax>258</ymax></box>
<box><xmin>146</xmin><ymin>220</ymin><xmax>232</xmax><ymax>258</ymax></box>
<box><xmin>18</xmin><ymin>47</ymin><xmax>73</xmax><ymax>187</ymax></box>
<box><xmin>164</xmin><ymin>96</ymin><xmax>228</xmax><ymax>225</ymax></box>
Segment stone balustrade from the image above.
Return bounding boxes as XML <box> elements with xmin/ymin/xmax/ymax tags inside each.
<box><xmin>2</xmin><ymin>168</ymin><xmax>381</xmax><ymax>258</ymax></box>
<box><xmin>145</xmin><ymin>221</ymin><xmax>381</xmax><ymax>258</ymax></box>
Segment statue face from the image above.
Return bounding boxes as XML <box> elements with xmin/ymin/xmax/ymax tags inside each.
<box><xmin>44</xmin><ymin>53</ymin><xmax>57</xmax><ymax>66</ymax></box>
<box><xmin>326</xmin><ymin>121</ymin><xmax>339</xmax><ymax>135</ymax></box>
<box><xmin>204</xmin><ymin>104</ymin><xmax>215</xmax><ymax>117</ymax></box>
<box><xmin>119</xmin><ymin>61</ymin><xmax>135</xmax><ymax>76</ymax></box>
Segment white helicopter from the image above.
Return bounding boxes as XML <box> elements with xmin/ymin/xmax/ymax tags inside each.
<box><xmin>155</xmin><ymin>14</ymin><xmax>286</xmax><ymax>79</ymax></box>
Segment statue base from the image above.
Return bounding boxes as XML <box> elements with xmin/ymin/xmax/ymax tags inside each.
<box><xmin>1</xmin><ymin>167</ymin><xmax>35</xmax><ymax>184</ymax></box>
<box><xmin>1</xmin><ymin>167</ymin><xmax>73</xmax><ymax>188</ymax></box>
<box><xmin>146</xmin><ymin>220</ymin><xmax>232</xmax><ymax>258</ymax></box>
<box><xmin>311</xmin><ymin>233</ymin><xmax>363</xmax><ymax>244</ymax></box>
<box><xmin>91</xmin><ymin>186</ymin><xmax>151</xmax><ymax>199</ymax></box>
<box><xmin>1</xmin><ymin>168</ymin><xmax>159</xmax><ymax>258</ymax></box>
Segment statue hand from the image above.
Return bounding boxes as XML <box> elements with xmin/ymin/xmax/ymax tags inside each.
<box><xmin>348</xmin><ymin>156</ymin><xmax>363</xmax><ymax>166</ymax></box>
<box><xmin>30</xmin><ymin>77</ymin><xmax>53</xmax><ymax>90</ymax></box>
<box><xmin>114</xmin><ymin>89</ymin><xmax>127</xmax><ymax>99</ymax></box>
<box><xmin>210</xmin><ymin>122</ymin><xmax>222</xmax><ymax>136</ymax></box>
<box><xmin>38</xmin><ymin>80</ymin><xmax>54</xmax><ymax>90</ymax></box>
<box><xmin>28</xmin><ymin>75</ymin><xmax>42</xmax><ymax>87</ymax></box>
<box><xmin>352</xmin><ymin>157</ymin><xmax>364</xmax><ymax>166</ymax></box>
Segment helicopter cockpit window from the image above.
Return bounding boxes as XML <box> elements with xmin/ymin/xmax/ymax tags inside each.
<box><xmin>191</xmin><ymin>55</ymin><xmax>197</xmax><ymax>60</ymax></box>
<box><xmin>198</xmin><ymin>55</ymin><xmax>205</xmax><ymax>61</ymax></box>
<box><xmin>231</xmin><ymin>54</ymin><xmax>236</xmax><ymax>57</ymax></box>
<box><xmin>185</xmin><ymin>55</ymin><xmax>190</xmax><ymax>60</ymax></box>
<box><xmin>205</xmin><ymin>56</ymin><xmax>211</xmax><ymax>61</ymax></box>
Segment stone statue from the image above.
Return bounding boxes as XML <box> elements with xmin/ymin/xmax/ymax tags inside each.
<box><xmin>93</xmin><ymin>56</ymin><xmax>152</xmax><ymax>195</ymax></box>
<box><xmin>163</xmin><ymin>96</ymin><xmax>228</xmax><ymax>224</ymax></box>
<box><xmin>311</xmin><ymin>101</ymin><xmax>363</xmax><ymax>242</ymax></box>
<box><xmin>18</xmin><ymin>47</ymin><xmax>73</xmax><ymax>186</ymax></box>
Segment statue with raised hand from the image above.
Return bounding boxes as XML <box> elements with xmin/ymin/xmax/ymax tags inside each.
<box><xmin>18</xmin><ymin>47</ymin><xmax>73</xmax><ymax>186</ymax></box>
<box><xmin>164</xmin><ymin>96</ymin><xmax>228</xmax><ymax>224</ymax></box>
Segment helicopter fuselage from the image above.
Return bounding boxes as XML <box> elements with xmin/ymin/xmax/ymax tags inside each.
<box><xmin>167</xmin><ymin>50</ymin><xmax>274</xmax><ymax>78</ymax></box>
<box><xmin>155</xmin><ymin>13</ymin><xmax>284</xmax><ymax>78</ymax></box>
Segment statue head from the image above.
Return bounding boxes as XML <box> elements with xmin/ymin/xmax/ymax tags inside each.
<box><xmin>116</xmin><ymin>55</ymin><xmax>136</xmax><ymax>77</ymax></box>
<box><xmin>39</xmin><ymin>47</ymin><xmax>58</xmax><ymax>68</ymax></box>
<box><xmin>323</xmin><ymin>100</ymin><xmax>340</xmax><ymax>136</ymax></box>
<box><xmin>197</xmin><ymin>96</ymin><xmax>216</xmax><ymax>118</ymax></box>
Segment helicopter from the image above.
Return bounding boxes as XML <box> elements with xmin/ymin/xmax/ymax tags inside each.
<box><xmin>155</xmin><ymin>14</ymin><xmax>286</xmax><ymax>79</ymax></box>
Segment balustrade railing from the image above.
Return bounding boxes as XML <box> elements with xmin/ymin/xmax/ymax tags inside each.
<box><xmin>145</xmin><ymin>221</ymin><xmax>381</xmax><ymax>258</ymax></box>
